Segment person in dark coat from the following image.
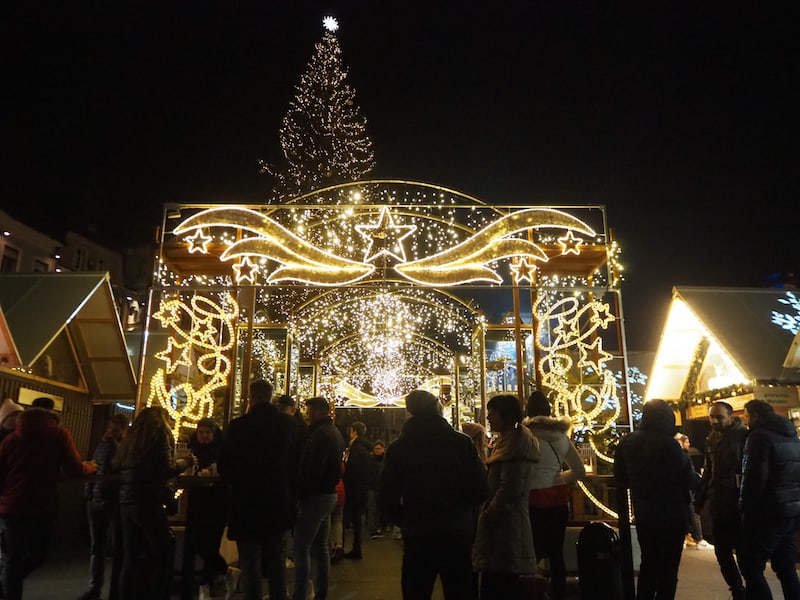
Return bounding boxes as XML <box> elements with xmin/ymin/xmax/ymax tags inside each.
<box><xmin>614</xmin><ymin>399</ymin><xmax>700</xmax><ymax>600</ymax></box>
<box><xmin>114</xmin><ymin>407</ymin><xmax>193</xmax><ymax>600</ymax></box>
<box><xmin>219</xmin><ymin>380</ymin><xmax>299</xmax><ymax>600</ymax></box>
<box><xmin>380</xmin><ymin>390</ymin><xmax>488</xmax><ymax>600</ymax></box>
<box><xmin>695</xmin><ymin>401</ymin><xmax>748</xmax><ymax>600</ymax></box>
<box><xmin>738</xmin><ymin>399</ymin><xmax>800</xmax><ymax>600</ymax></box>
<box><xmin>0</xmin><ymin>407</ymin><xmax>98</xmax><ymax>600</ymax></box>
<box><xmin>77</xmin><ymin>414</ymin><xmax>129</xmax><ymax>600</ymax></box>
<box><xmin>187</xmin><ymin>417</ymin><xmax>236</xmax><ymax>600</ymax></box>
<box><xmin>292</xmin><ymin>397</ymin><xmax>345</xmax><ymax>600</ymax></box>
<box><xmin>342</xmin><ymin>421</ymin><xmax>371</xmax><ymax>559</ymax></box>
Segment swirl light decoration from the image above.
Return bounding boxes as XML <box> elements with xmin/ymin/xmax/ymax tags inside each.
<box><xmin>148</xmin><ymin>294</ymin><xmax>239</xmax><ymax>437</ymax></box>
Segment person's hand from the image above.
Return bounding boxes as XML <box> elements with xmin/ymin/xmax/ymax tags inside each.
<box><xmin>84</xmin><ymin>460</ymin><xmax>98</xmax><ymax>475</ymax></box>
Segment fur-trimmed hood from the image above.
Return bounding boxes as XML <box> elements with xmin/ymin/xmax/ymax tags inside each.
<box><xmin>523</xmin><ymin>415</ymin><xmax>571</xmax><ymax>443</ymax></box>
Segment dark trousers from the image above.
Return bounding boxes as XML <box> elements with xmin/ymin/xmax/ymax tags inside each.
<box><xmin>479</xmin><ymin>571</ymin><xmax>520</xmax><ymax>600</ymax></box>
<box><xmin>236</xmin><ymin>531</ymin><xmax>285</xmax><ymax>600</ymax></box>
<box><xmin>401</xmin><ymin>535</ymin><xmax>475</xmax><ymax>600</ymax></box>
<box><xmin>711</xmin><ymin>514</ymin><xmax>744</xmax><ymax>594</ymax></box>
<box><xmin>740</xmin><ymin>516</ymin><xmax>800</xmax><ymax>600</ymax></box>
<box><xmin>0</xmin><ymin>514</ymin><xmax>54</xmax><ymax>600</ymax></box>
<box><xmin>87</xmin><ymin>501</ymin><xmax>123</xmax><ymax>599</ymax></box>
<box><xmin>530</xmin><ymin>504</ymin><xmax>569</xmax><ymax>599</ymax></box>
<box><xmin>190</xmin><ymin>513</ymin><xmax>227</xmax><ymax>584</ymax></box>
<box><xmin>119</xmin><ymin>502</ymin><xmax>172</xmax><ymax>600</ymax></box>
<box><xmin>343</xmin><ymin>496</ymin><xmax>365</xmax><ymax>552</ymax></box>
<box><xmin>635</xmin><ymin>520</ymin><xmax>685</xmax><ymax>600</ymax></box>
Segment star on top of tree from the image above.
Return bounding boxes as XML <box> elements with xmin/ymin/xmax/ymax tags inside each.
<box><xmin>355</xmin><ymin>207</ymin><xmax>417</xmax><ymax>263</ymax></box>
<box><xmin>322</xmin><ymin>16</ymin><xmax>339</xmax><ymax>32</ymax></box>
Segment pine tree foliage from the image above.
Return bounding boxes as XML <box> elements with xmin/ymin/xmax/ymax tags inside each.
<box><xmin>262</xmin><ymin>28</ymin><xmax>375</xmax><ymax>202</ymax></box>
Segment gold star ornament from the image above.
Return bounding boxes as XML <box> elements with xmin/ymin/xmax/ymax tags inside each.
<box><xmin>510</xmin><ymin>257</ymin><xmax>537</xmax><ymax>284</ymax></box>
<box><xmin>355</xmin><ymin>207</ymin><xmax>417</xmax><ymax>263</ymax></box>
<box><xmin>558</xmin><ymin>230</ymin><xmax>583</xmax><ymax>256</ymax></box>
<box><xmin>232</xmin><ymin>257</ymin><xmax>259</xmax><ymax>284</ymax></box>
<box><xmin>185</xmin><ymin>228</ymin><xmax>213</xmax><ymax>254</ymax></box>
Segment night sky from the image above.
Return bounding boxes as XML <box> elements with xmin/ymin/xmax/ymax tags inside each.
<box><xmin>3</xmin><ymin>3</ymin><xmax>797</xmax><ymax>351</ymax></box>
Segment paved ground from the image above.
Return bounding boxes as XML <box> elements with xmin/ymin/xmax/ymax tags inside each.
<box><xmin>20</xmin><ymin>531</ymin><xmax>786</xmax><ymax>599</ymax></box>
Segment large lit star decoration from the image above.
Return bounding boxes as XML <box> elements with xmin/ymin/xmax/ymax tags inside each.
<box><xmin>232</xmin><ymin>256</ymin><xmax>258</xmax><ymax>284</ymax></box>
<box><xmin>185</xmin><ymin>228</ymin><xmax>213</xmax><ymax>254</ymax></box>
<box><xmin>355</xmin><ymin>207</ymin><xmax>417</xmax><ymax>263</ymax></box>
<box><xmin>558</xmin><ymin>230</ymin><xmax>583</xmax><ymax>256</ymax></box>
<box><xmin>148</xmin><ymin>294</ymin><xmax>239</xmax><ymax>437</ymax></box>
<box><xmin>510</xmin><ymin>257</ymin><xmax>537</xmax><ymax>284</ymax></box>
<box><xmin>322</xmin><ymin>16</ymin><xmax>339</xmax><ymax>32</ymax></box>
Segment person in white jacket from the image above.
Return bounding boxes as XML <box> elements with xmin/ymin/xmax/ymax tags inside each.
<box><xmin>523</xmin><ymin>391</ymin><xmax>586</xmax><ymax>600</ymax></box>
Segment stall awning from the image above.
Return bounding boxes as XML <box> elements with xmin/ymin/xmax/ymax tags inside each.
<box><xmin>0</xmin><ymin>273</ymin><xmax>137</xmax><ymax>401</ymax></box>
<box><xmin>646</xmin><ymin>287</ymin><xmax>800</xmax><ymax>402</ymax></box>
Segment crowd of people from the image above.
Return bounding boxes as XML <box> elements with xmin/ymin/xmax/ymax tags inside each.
<box><xmin>615</xmin><ymin>398</ymin><xmax>800</xmax><ymax>600</ymax></box>
<box><xmin>0</xmin><ymin>388</ymin><xmax>798</xmax><ymax>600</ymax></box>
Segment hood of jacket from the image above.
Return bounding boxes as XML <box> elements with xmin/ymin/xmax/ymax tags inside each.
<box><xmin>754</xmin><ymin>413</ymin><xmax>797</xmax><ymax>438</ymax></box>
<box><xmin>16</xmin><ymin>407</ymin><xmax>60</xmax><ymax>436</ymax></box>
<box><xmin>523</xmin><ymin>415</ymin><xmax>571</xmax><ymax>442</ymax></box>
<box><xmin>487</xmin><ymin>425</ymin><xmax>540</xmax><ymax>464</ymax></box>
<box><xmin>638</xmin><ymin>400</ymin><xmax>675</xmax><ymax>436</ymax></box>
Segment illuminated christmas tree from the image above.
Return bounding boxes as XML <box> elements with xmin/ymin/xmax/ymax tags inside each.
<box><xmin>262</xmin><ymin>16</ymin><xmax>375</xmax><ymax>201</ymax></box>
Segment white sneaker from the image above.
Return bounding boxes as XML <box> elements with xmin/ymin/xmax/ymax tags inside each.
<box><xmin>199</xmin><ymin>584</ymin><xmax>212</xmax><ymax>600</ymax></box>
<box><xmin>696</xmin><ymin>540</ymin><xmax>713</xmax><ymax>549</ymax></box>
<box><xmin>225</xmin><ymin>566</ymin><xmax>241</xmax><ymax>600</ymax></box>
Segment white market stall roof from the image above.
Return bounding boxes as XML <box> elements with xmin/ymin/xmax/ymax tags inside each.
<box><xmin>645</xmin><ymin>287</ymin><xmax>800</xmax><ymax>402</ymax></box>
<box><xmin>0</xmin><ymin>272</ymin><xmax>136</xmax><ymax>401</ymax></box>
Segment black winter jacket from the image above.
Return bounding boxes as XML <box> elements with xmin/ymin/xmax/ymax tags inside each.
<box><xmin>343</xmin><ymin>437</ymin><xmax>372</xmax><ymax>503</ymax></box>
<box><xmin>117</xmin><ymin>428</ymin><xmax>188</xmax><ymax>507</ymax></box>
<box><xmin>696</xmin><ymin>417</ymin><xmax>747</xmax><ymax>519</ymax></box>
<box><xmin>219</xmin><ymin>403</ymin><xmax>299</xmax><ymax>540</ymax></box>
<box><xmin>86</xmin><ymin>435</ymin><xmax>121</xmax><ymax>505</ymax></box>
<box><xmin>379</xmin><ymin>416</ymin><xmax>488</xmax><ymax>540</ymax></box>
<box><xmin>740</xmin><ymin>413</ymin><xmax>800</xmax><ymax>522</ymax></box>
<box><xmin>614</xmin><ymin>401</ymin><xmax>700</xmax><ymax>525</ymax></box>
<box><xmin>296</xmin><ymin>417</ymin><xmax>345</xmax><ymax>499</ymax></box>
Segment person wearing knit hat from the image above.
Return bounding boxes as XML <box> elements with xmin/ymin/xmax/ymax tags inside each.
<box><xmin>0</xmin><ymin>399</ymin><xmax>24</xmax><ymax>445</ymax></box>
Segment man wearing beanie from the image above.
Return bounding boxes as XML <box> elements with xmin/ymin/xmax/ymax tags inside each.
<box><xmin>379</xmin><ymin>390</ymin><xmax>488</xmax><ymax>599</ymax></box>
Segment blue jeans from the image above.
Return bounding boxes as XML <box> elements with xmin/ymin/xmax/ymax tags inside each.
<box><xmin>293</xmin><ymin>493</ymin><xmax>337</xmax><ymax>600</ymax></box>
<box><xmin>237</xmin><ymin>532</ymin><xmax>286</xmax><ymax>600</ymax></box>
<box><xmin>740</xmin><ymin>516</ymin><xmax>800</xmax><ymax>600</ymax></box>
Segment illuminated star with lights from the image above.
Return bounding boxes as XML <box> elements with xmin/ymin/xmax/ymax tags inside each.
<box><xmin>355</xmin><ymin>207</ymin><xmax>417</xmax><ymax>263</ymax></box>
<box><xmin>510</xmin><ymin>257</ymin><xmax>537</xmax><ymax>284</ymax></box>
<box><xmin>155</xmin><ymin>338</ymin><xmax>192</xmax><ymax>373</ymax></box>
<box><xmin>578</xmin><ymin>337</ymin><xmax>614</xmax><ymax>373</ymax></box>
<box><xmin>153</xmin><ymin>301</ymin><xmax>181</xmax><ymax>328</ymax></box>
<box><xmin>558</xmin><ymin>230</ymin><xmax>583</xmax><ymax>256</ymax></box>
<box><xmin>186</xmin><ymin>228</ymin><xmax>213</xmax><ymax>254</ymax></box>
<box><xmin>322</xmin><ymin>16</ymin><xmax>339</xmax><ymax>32</ymax></box>
<box><xmin>590</xmin><ymin>303</ymin><xmax>616</xmax><ymax>330</ymax></box>
<box><xmin>232</xmin><ymin>256</ymin><xmax>259</xmax><ymax>284</ymax></box>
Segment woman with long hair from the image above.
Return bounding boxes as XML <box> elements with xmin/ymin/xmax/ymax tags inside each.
<box><xmin>114</xmin><ymin>407</ymin><xmax>193</xmax><ymax>600</ymax></box>
<box><xmin>473</xmin><ymin>394</ymin><xmax>540</xmax><ymax>599</ymax></box>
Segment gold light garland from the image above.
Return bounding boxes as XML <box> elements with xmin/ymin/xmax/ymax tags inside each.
<box><xmin>174</xmin><ymin>206</ymin><xmax>597</xmax><ymax>287</ymax></box>
<box><xmin>148</xmin><ymin>294</ymin><xmax>239</xmax><ymax>437</ymax></box>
